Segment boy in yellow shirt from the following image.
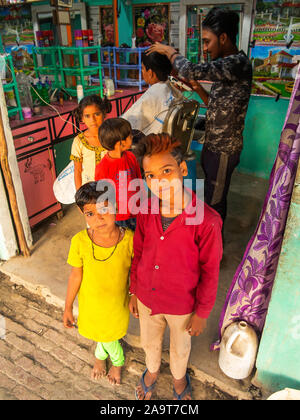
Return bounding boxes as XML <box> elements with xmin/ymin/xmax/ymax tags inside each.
<box><xmin>63</xmin><ymin>181</ymin><xmax>134</xmax><ymax>385</ymax></box>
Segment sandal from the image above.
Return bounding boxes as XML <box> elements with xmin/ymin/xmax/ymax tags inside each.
<box><xmin>173</xmin><ymin>373</ymin><xmax>192</xmax><ymax>400</ymax></box>
<box><xmin>135</xmin><ymin>368</ymin><xmax>157</xmax><ymax>400</ymax></box>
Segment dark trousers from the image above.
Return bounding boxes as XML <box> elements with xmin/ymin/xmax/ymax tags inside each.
<box><xmin>201</xmin><ymin>146</ymin><xmax>240</xmax><ymax>222</ymax></box>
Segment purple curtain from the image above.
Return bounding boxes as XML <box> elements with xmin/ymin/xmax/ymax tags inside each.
<box><xmin>212</xmin><ymin>67</ymin><xmax>300</xmax><ymax>350</ymax></box>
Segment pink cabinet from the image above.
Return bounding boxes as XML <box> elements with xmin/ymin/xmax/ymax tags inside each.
<box><xmin>12</xmin><ymin>120</ymin><xmax>61</xmax><ymax>228</ymax></box>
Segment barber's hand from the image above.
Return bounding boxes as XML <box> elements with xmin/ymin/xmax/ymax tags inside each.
<box><xmin>129</xmin><ymin>295</ymin><xmax>139</xmax><ymax>318</ymax></box>
<box><xmin>188</xmin><ymin>80</ymin><xmax>201</xmax><ymax>91</ymax></box>
<box><xmin>186</xmin><ymin>314</ymin><xmax>207</xmax><ymax>336</ymax></box>
<box><xmin>147</xmin><ymin>42</ymin><xmax>177</xmax><ymax>61</ymax></box>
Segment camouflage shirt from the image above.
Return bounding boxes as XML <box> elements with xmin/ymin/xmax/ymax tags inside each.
<box><xmin>173</xmin><ymin>51</ymin><xmax>252</xmax><ymax>154</ymax></box>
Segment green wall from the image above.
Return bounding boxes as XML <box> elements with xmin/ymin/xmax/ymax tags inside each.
<box><xmin>240</xmin><ymin>96</ymin><xmax>289</xmax><ymax>179</ymax></box>
<box><xmin>188</xmin><ymin>92</ymin><xmax>289</xmax><ymax>179</ymax></box>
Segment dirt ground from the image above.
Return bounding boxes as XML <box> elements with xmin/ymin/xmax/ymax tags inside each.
<box><xmin>0</xmin><ymin>271</ymin><xmax>258</xmax><ymax>401</ymax></box>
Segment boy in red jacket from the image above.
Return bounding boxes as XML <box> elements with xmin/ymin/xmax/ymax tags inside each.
<box><xmin>129</xmin><ymin>133</ymin><xmax>223</xmax><ymax>400</ymax></box>
<box><xmin>95</xmin><ymin>118</ymin><xmax>144</xmax><ymax>230</ymax></box>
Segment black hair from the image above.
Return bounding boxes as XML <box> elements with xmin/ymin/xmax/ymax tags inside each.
<box><xmin>202</xmin><ymin>7</ymin><xmax>239</xmax><ymax>45</ymax></box>
<box><xmin>141</xmin><ymin>52</ymin><xmax>172</xmax><ymax>82</ymax></box>
<box><xmin>73</xmin><ymin>94</ymin><xmax>112</xmax><ymax>122</ymax></box>
<box><xmin>98</xmin><ymin>117</ymin><xmax>132</xmax><ymax>151</ymax></box>
<box><xmin>75</xmin><ymin>181</ymin><xmax>116</xmax><ymax>212</ymax></box>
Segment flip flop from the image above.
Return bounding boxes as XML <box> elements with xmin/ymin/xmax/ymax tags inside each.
<box><xmin>135</xmin><ymin>368</ymin><xmax>157</xmax><ymax>400</ymax></box>
<box><xmin>173</xmin><ymin>373</ymin><xmax>192</xmax><ymax>400</ymax></box>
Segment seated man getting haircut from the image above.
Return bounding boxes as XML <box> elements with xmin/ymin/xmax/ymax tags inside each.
<box><xmin>122</xmin><ymin>52</ymin><xmax>183</xmax><ymax>137</ymax></box>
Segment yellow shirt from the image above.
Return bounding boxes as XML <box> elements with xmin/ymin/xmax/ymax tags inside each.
<box><xmin>70</xmin><ymin>133</ymin><xmax>107</xmax><ymax>184</ymax></box>
<box><xmin>67</xmin><ymin>228</ymin><xmax>134</xmax><ymax>342</ymax></box>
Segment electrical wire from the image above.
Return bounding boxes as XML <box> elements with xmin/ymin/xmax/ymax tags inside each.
<box><xmin>2</xmin><ymin>55</ymin><xmax>83</xmax><ymax>133</ymax></box>
<box><xmin>2</xmin><ymin>56</ymin><xmax>195</xmax><ymax>135</ymax></box>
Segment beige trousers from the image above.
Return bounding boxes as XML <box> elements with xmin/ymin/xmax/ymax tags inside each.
<box><xmin>137</xmin><ymin>299</ymin><xmax>192</xmax><ymax>380</ymax></box>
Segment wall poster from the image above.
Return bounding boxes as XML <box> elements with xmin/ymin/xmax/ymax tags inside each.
<box><xmin>250</xmin><ymin>1</ymin><xmax>300</xmax><ymax>98</ymax></box>
<box><xmin>99</xmin><ymin>6</ymin><xmax>114</xmax><ymax>47</ymax></box>
<box><xmin>133</xmin><ymin>4</ymin><xmax>170</xmax><ymax>48</ymax></box>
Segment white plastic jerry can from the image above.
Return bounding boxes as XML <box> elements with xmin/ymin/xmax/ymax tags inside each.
<box><xmin>218</xmin><ymin>321</ymin><xmax>258</xmax><ymax>380</ymax></box>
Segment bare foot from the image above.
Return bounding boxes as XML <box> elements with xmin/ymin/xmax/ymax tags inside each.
<box><xmin>107</xmin><ymin>365</ymin><xmax>122</xmax><ymax>386</ymax></box>
<box><xmin>135</xmin><ymin>370</ymin><xmax>158</xmax><ymax>400</ymax></box>
<box><xmin>91</xmin><ymin>358</ymin><xmax>106</xmax><ymax>380</ymax></box>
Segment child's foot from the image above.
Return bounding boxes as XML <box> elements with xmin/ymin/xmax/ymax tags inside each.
<box><xmin>173</xmin><ymin>374</ymin><xmax>192</xmax><ymax>400</ymax></box>
<box><xmin>107</xmin><ymin>365</ymin><xmax>122</xmax><ymax>386</ymax></box>
<box><xmin>91</xmin><ymin>358</ymin><xmax>106</xmax><ymax>380</ymax></box>
<box><xmin>135</xmin><ymin>369</ymin><xmax>158</xmax><ymax>400</ymax></box>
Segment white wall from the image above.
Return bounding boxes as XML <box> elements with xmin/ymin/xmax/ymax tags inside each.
<box><xmin>0</xmin><ymin>81</ymin><xmax>32</xmax><ymax>260</ymax></box>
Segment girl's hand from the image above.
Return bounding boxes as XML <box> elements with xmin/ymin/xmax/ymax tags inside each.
<box><xmin>63</xmin><ymin>308</ymin><xmax>75</xmax><ymax>328</ymax></box>
<box><xmin>186</xmin><ymin>314</ymin><xmax>207</xmax><ymax>336</ymax></box>
<box><xmin>129</xmin><ymin>295</ymin><xmax>139</xmax><ymax>318</ymax></box>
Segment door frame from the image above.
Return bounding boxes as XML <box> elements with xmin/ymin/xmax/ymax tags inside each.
<box><xmin>179</xmin><ymin>0</ymin><xmax>255</xmax><ymax>57</ymax></box>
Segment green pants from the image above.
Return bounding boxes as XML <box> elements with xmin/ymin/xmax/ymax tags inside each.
<box><xmin>95</xmin><ymin>340</ymin><xmax>124</xmax><ymax>367</ymax></box>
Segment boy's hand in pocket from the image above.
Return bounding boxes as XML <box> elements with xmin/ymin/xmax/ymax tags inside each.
<box><xmin>129</xmin><ymin>295</ymin><xmax>139</xmax><ymax>318</ymax></box>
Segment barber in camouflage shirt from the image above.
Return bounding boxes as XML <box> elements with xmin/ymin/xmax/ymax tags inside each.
<box><xmin>148</xmin><ymin>7</ymin><xmax>252</xmax><ymax>226</ymax></box>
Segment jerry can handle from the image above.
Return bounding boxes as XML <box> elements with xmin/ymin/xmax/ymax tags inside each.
<box><xmin>226</xmin><ymin>330</ymin><xmax>242</xmax><ymax>356</ymax></box>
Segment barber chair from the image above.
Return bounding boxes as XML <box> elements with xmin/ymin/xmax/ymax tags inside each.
<box><xmin>162</xmin><ymin>99</ymin><xmax>200</xmax><ymax>156</ymax></box>
<box><xmin>163</xmin><ymin>99</ymin><xmax>201</xmax><ymax>191</ymax></box>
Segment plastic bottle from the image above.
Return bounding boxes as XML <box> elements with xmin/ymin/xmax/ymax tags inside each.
<box><xmin>104</xmin><ymin>78</ymin><xmax>115</xmax><ymax>97</ymax></box>
<box><xmin>16</xmin><ymin>71</ymin><xmax>33</xmax><ymax>109</ymax></box>
<box><xmin>77</xmin><ymin>84</ymin><xmax>84</xmax><ymax>103</ymax></box>
<box><xmin>218</xmin><ymin>321</ymin><xmax>258</xmax><ymax>380</ymax></box>
<box><xmin>41</xmin><ymin>82</ymin><xmax>50</xmax><ymax>105</ymax></box>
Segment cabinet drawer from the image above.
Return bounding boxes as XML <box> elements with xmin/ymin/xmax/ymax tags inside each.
<box><xmin>13</xmin><ymin>121</ymin><xmax>50</xmax><ymax>155</ymax></box>
<box><xmin>17</xmin><ymin>147</ymin><xmax>61</xmax><ymax>227</ymax></box>
<box><xmin>52</xmin><ymin>112</ymin><xmax>77</xmax><ymax>140</ymax></box>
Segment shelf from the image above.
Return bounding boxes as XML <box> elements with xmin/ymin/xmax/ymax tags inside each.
<box><xmin>33</xmin><ymin>47</ymin><xmax>58</xmax><ymax>55</ymax></box>
<box><xmin>115</xmin><ymin>79</ymin><xmax>147</xmax><ymax>87</ymax></box>
<box><xmin>3</xmin><ymin>55</ymin><xmax>23</xmax><ymax>121</ymax></box>
<box><xmin>115</xmin><ymin>64</ymin><xmax>140</xmax><ymax>70</ymax></box>
<box><xmin>59</xmin><ymin>46</ymin><xmax>99</xmax><ymax>55</ymax></box>
<box><xmin>62</xmin><ymin>86</ymin><xmax>102</xmax><ymax>97</ymax></box>
<box><xmin>62</xmin><ymin>67</ymin><xmax>100</xmax><ymax>76</ymax></box>
<box><xmin>33</xmin><ymin>46</ymin><xmax>104</xmax><ymax>98</ymax></box>
<box><xmin>113</xmin><ymin>47</ymin><xmax>146</xmax><ymax>92</ymax></box>
<box><xmin>3</xmin><ymin>82</ymin><xmax>15</xmax><ymax>91</ymax></box>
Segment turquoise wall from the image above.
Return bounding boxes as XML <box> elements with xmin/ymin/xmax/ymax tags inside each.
<box><xmin>240</xmin><ymin>96</ymin><xmax>289</xmax><ymax>179</ymax></box>
<box><xmin>188</xmin><ymin>92</ymin><xmax>289</xmax><ymax>179</ymax></box>
<box><xmin>254</xmin><ymin>161</ymin><xmax>300</xmax><ymax>393</ymax></box>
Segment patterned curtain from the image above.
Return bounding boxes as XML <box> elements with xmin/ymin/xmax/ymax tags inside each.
<box><xmin>212</xmin><ymin>66</ymin><xmax>300</xmax><ymax>350</ymax></box>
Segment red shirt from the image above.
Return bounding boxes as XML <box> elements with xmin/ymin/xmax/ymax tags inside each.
<box><xmin>130</xmin><ymin>192</ymin><xmax>223</xmax><ymax>318</ymax></box>
<box><xmin>95</xmin><ymin>151</ymin><xmax>143</xmax><ymax>221</ymax></box>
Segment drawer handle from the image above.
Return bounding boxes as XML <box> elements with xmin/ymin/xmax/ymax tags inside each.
<box><xmin>28</xmin><ymin>136</ymin><xmax>34</xmax><ymax>143</ymax></box>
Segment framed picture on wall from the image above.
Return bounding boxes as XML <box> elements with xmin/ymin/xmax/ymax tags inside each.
<box><xmin>57</xmin><ymin>0</ymin><xmax>73</xmax><ymax>8</ymax></box>
<box><xmin>133</xmin><ymin>4</ymin><xmax>170</xmax><ymax>47</ymax></box>
<box><xmin>250</xmin><ymin>0</ymin><xmax>300</xmax><ymax>98</ymax></box>
<box><xmin>100</xmin><ymin>6</ymin><xmax>114</xmax><ymax>46</ymax></box>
